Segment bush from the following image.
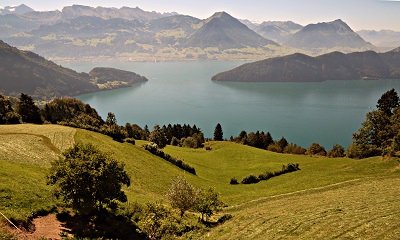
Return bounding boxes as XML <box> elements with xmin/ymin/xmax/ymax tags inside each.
<box><xmin>142</xmin><ymin>144</ymin><xmax>196</xmax><ymax>175</ymax></box>
<box><xmin>241</xmin><ymin>175</ymin><xmax>260</xmax><ymax>184</ymax></box>
<box><xmin>267</xmin><ymin>143</ymin><xmax>283</xmax><ymax>153</ymax></box>
<box><xmin>306</xmin><ymin>143</ymin><xmax>326</xmax><ymax>156</ymax></box>
<box><xmin>124</xmin><ymin>138</ymin><xmax>136</xmax><ymax>145</ymax></box>
<box><xmin>284</xmin><ymin>144</ymin><xmax>306</xmax><ymax>155</ymax></box>
<box><xmin>230</xmin><ymin>177</ymin><xmax>239</xmax><ymax>185</ymax></box>
<box><xmin>327</xmin><ymin>144</ymin><xmax>345</xmax><ymax>158</ymax></box>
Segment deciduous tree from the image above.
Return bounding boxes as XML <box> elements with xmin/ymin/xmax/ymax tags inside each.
<box><xmin>47</xmin><ymin>143</ymin><xmax>130</xmax><ymax>215</ymax></box>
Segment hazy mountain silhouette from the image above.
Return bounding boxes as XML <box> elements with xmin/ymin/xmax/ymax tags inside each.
<box><xmin>285</xmin><ymin>19</ymin><xmax>374</xmax><ymax>51</ymax></box>
<box><xmin>212</xmin><ymin>48</ymin><xmax>400</xmax><ymax>82</ymax></box>
<box><xmin>182</xmin><ymin>12</ymin><xmax>278</xmax><ymax>49</ymax></box>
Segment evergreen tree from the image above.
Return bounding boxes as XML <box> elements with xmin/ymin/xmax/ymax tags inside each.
<box><xmin>16</xmin><ymin>93</ymin><xmax>42</xmax><ymax>124</ymax></box>
<box><xmin>214</xmin><ymin>123</ymin><xmax>223</xmax><ymax>141</ymax></box>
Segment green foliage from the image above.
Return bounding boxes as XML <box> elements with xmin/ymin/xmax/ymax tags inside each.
<box><xmin>306</xmin><ymin>142</ymin><xmax>327</xmax><ymax>156</ymax></box>
<box><xmin>16</xmin><ymin>93</ymin><xmax>42</xmax><ymax>124</ymax></box>
<box><xmin>142</xmin><ymin>143</ymin><xmax>196</xmax><ymax>175</ymax></box>
<box><xmin>137</xmin><ymin>202</ymin><xmax>176</xmax><ymax>240</ymax></box>
<box><xmin>195</xmin><ymin>187</ymin><xmax>224</xmax><ymax>222</ymax></box>
<box><xmin>327</xmin><ymin>144</ymin><xmax>346</xmax><ymax>158</ymax></box>
<box><xmin>239</xmin><ymin>163</ymin><xmax>300</xmax><ymax>185</ymax></box>
<box><xmin>214</xmin><ymin>123</ymin><xmax>223</xmax><ymax>141</ymax></box>
<box><xmin>376</xmin><ymin>88</ymin><xmax>399</xmax><ymax>116</ymax></box>
<box><xmin>350</xmin><ymin>89</ymin><xmax>400</xmax><ymax>158</ymax></box>
<box><xmin>42</xmin><ymin>97</ymin><xmax>104</xmax><ymax>131</ymax></box>
<box><xmin>149</xmin><ymin>124</ymin><xmax>168</xmax><ymax>149</ymax></box>
<box><xmin>0</xmin><ymin>94</ymin><xmax>16</xmax><ymax>124</ymax></box>
<box><xmin>47</xmin><ymin>143</ymin><xmax>130</xmax><ymax>215</ymax></box>
<box><xmin>283</xmin><ymin>144</ymin><xmax>306</xmax><ymax>155</ymax></box>
<box><xmin>166</xmin><ymin>176</ymin><xmax>197</xmax><ymax>217</ymax></box>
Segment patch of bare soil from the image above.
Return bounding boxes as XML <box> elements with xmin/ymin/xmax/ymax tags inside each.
<box><xmin>13</xmin><ymin>214</ymin><xmax>70</xmax><ymax>240</ymax></box>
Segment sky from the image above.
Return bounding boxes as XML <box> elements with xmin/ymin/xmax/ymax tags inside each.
<box><xmin>1</xmin><ymin>0</ymin><xmax>400</xmax><ymax>31</ymax></box>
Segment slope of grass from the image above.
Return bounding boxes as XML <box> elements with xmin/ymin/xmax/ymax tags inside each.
<box><xmin>200</xmin><ymin>177</ymin><xmax>400</xmax><ymax>239</ymax></box>
<box><xmin>163</xmin><ymin>141</ymin><xmax>400</xmax><ymax>205</ymax></box>
<box><xmin>1</xmin><ymin>124</ymin><xmax>400</xmax><ymax>239</ymax></box>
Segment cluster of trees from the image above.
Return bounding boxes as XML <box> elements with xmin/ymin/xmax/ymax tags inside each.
<box><xmin>48</xmin><ymin>144</ymin><xmax>224</xmax><ymax>239</ymax></box>
<box><xmin>148</xmin><ymin>124</ymin><xmax>205</xmax><ymax>149</ymax></box>
<box><xmin>348</xmin><ymin>88</ymin><xmax>400</xmax><ymax>158</ymax></box>
<box><xmin>231</xmin><ymin>163</ymin><xmax>300</xmax><ymax>185</ymax></box>
<box><xmin>229</xmin><ymin>128</ymin><xmax>343</xmax><ymax>156</ymax></box>
<box><xmin>0</xmin><ymin>93</ymin><xmax>43</xmax><ymax>124</ymax></box>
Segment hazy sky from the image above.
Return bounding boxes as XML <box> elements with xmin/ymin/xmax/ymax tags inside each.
<box><xmin>2</xmin><ymin>0</ymin><xmax>400</xmax><ymax>31</ymax></box>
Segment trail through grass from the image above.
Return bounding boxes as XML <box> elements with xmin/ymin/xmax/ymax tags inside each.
<box><xmin>201</xmin><ymin>176</ymin><xmax>400</xmax><ymax>240</ymax></box>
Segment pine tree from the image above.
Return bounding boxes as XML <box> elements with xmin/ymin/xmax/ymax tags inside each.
<box><xmin>214</xmin><ymin>123</ymin><xmax>223</xmax><ymax>141</ymax></box>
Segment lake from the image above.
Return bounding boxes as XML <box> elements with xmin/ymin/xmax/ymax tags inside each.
<box><xmin>60</xmin><ymin>61</ymin><xmax>400</xmax><ymax>149</ymax></box>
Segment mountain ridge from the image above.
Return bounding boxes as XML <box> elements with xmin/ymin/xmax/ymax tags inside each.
<box><xmin>211</xmin><ymin>47</ymin><xmax>400</xmax><ymax>82</ymax></box>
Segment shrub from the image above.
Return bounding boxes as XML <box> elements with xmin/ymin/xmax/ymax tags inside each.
<box><xmin>267</xmin><ymin>143</ymin><xmax>283</xmax><ymax>153</ymax></box>
<box><xmin>124</xmin><ymin>138</ymin><xmax>136</xmax><ymax>145</ymax></box>
<box><xmin>306</xmin><ymin>143</ymin><xmax>326</xmax><ymax>156</ymax></box>
<box><xmin>327</xmin><ymin>144</ymin><xmax>345</xmax><ymax>158</ymax></box>
<box><xmin>284</xmin><ymin>144</ymin><xmax>306</xmax><ymax>155</ymax></box>
<box><xmin>230</xmin><ymin>177</ymin><xmax>239</xmax><ymax>185</ymax></box>
<box><xmin>241</xmin><ymin>175</ymin><xmax>260</xmax><ymax>184</ymax></box>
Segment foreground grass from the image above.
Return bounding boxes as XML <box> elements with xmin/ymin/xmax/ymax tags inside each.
<box><xmin>201</xmin><ymin>176</ymin><xmax>400</xmax><ymax>239</ymax></box>
<box><xmin>1</xmin><ymin>124</ymin><xmax>400</xmax><ymax>239</ymax></box>
<box><xmin>163</xmin><ymin>141</ymin><xmax>400</xmax><ymax>205</ymax></box>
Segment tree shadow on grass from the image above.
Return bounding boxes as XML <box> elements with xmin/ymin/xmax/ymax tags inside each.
<box><xmin>57</xmin><ymin>210</ymin><xmax>146</xmax><ymax>240</ymax></box>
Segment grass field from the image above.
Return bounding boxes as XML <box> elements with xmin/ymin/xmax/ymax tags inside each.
<box><xmin>1</xmin><ymin>124</ymin><xmax>400</xmax><ymax>238</ymax></box>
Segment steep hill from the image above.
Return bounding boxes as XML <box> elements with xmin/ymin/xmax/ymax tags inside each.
<box><xmin>285</xmin><ymin>19</ymin><xmax>375</xmax><ymax>52</ymax></box>
<box><xmin>212</xmin><ymin>48</ymin><xmax>400</xmax><ymax>82</ymax></box>
<box><xmin>0</xmin><ymin>40</ymin><xmax>147</xmax><ymax>99</ymax></box>
<box><xmin>182</xmin><ymin>12</ymin><xmax>278</xmax><ymax>49</ymax></box>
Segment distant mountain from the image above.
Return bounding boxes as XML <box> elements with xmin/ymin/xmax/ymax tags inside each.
<box><xmin>89</xmin><ymin>67</ymin><xmax>148</xmax><ymax>85</ymax></box>
<box><xmin>357</xmin><ymin>30</ymin><xmax>400</xmax><ymax>51</ymax></box>
<box><xmin>61</xmin><ymin>4</ymin><xmax>176</xmax><ymax>22</ymax></box>
<box><xmin>212</xmin><ymin>48</ymin><xmax>400</xmax><ymax>82</ymax></box>
<box><xmin>0</xmin><ymin>14</ymin><xmax>39</xmax><ymax>38</ymax></box>
<box><xmin>252</xmin><ymin>21</ymin><xmax>303</xmax><ymax>43</ymax></box>
<box><xmin>182</xmin><ymin>12</ymin><xmax>278</xmax><ymax>49</ymax></box>
<box><xmin>285</xmin><ymin>19</ymin><xmax>375</xmax><ymax>52</ymax></box>
<box><xmin>0</xmin><ymin>4</ymin><xmax>34</xmax><ymax>15</ymax></box>
<box><xmin>0</xmin><ymin>40</ymin><xmax>147</xmax><ymax>99</ymax></box>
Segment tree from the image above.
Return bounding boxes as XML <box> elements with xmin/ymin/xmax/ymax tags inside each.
<box><xmin>377</xmin><ymin>88</ymin><xmax>399</xmax><ymax>116</ymax></box>
<box><xmin>195</xmin><ymin>187</ymin><xmax>223</xmax><ymax>222</ymax></box>
<box><xmin>306</xmin><ymin>143</ymin><xmax>326</xmax><ymax>156</ymax></box>
<box><xmin>166</xmin><ymin>176</ymin><xmax>197</xmax><ymax>218</ymax></box>
<box><xmin>16</xmin><ymin>93</ymin><xmax>42</xmax><ymax>124</ymax></box>
<box><xmin>137</xmin><ymin>202</ymin><xmax>176</xmax><ymax>240</ymax></box>
<box><xmin>327</xmin><ymin>144</ymin><xmax>345</xmax><ymax>158</ymax></box>
<box><xmin>47</xmin><ymin>143</ymin><xmax>130</xmax><ymax>215</ymax></box>
<box><xmin>149</xmin><ymin>124</ymin><xmax>168</xmax><ymax>148</ymax></box>
<box><xmin>0</xmin><ymin>94</ymin><xmax>15</xmax><ymax>124</ymax></box>
<box><xmin>214</xmin><ymin>123</ymin><xmax>223</xmax><ymax>141</ymax></box>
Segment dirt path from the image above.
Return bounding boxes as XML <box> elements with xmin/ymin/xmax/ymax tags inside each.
<box><xmin>12</xmin><ymin>214</ymin><xmax>68</xmax><ymax>240</ymax></box>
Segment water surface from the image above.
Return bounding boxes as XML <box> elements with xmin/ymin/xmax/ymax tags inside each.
<box><xmin>61</xmin><ymin>61</ymin><xmax>400</xmax><ymax>149</ymax></box>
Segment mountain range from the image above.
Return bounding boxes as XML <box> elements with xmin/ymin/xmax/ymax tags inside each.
<box><xmin>0</xmin><ymin>4</ymin><xmax>388</xmax><ymax>61</ymax></box>
<box><xmin>0</xmin><ymin>40</ymin><xmax>147</xmax><ymax>100</ymax></box>
<box><xmin>211</xmin><ymin>47</ymin><xmax>400</xmax><ymax>82</ymax></box>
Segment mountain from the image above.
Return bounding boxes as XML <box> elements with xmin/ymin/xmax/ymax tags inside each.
<box><xmin>0</xmin><ymin>14</ymin><xmax>39</xmax><ymax>38</ymax></box>
<box><xmin>182</xmin><ymin>12</ymin><xmax>278</xmax><ymax>49</ymax></box>
<box><xmin>357</xmin><ymin>30</ymin><xmax>400</xmax><ymax>51</ymax></box>
<box><xmin>252</xmin><ymin>21</ymin><xmax>303</xmax><ymax>43</ymax></box>
<box><xmin>61</xmin><ymin>4</ymin><xmax>176</xmax><ymax>22</ymax></box>
<box><xmin>285</xmin><ymin>19</ymin><xmax>375</xmax><ymax>52</ymax></box>
<box><xmin>212</xmin><ymin>48</ymin><xmax>400</xmax><ymax>82</ymax></box>
<box><xmin>0</xmin><ymin>40</ymin><xmax>147</xmax><ymax>99</ymax></box>
<box><xmin>0</xmin><ymin>4</ymin><xmax>34</xmax><ymax>15</ymax></box>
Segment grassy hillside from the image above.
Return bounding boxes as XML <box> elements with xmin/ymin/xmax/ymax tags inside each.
<box><xmin>1</xmin><ymin>124</ymin><xmax>399</xmax><ymax>239</ymax></box>
<box><xmin>163</xmin><ymin>141</ymin><xmax>399</xmax><ymax>205</ymax></box>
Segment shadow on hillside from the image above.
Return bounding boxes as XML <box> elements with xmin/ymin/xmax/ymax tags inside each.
<box><xmin>57</xmin><ymin>210</ymin><xmax>145</xmax><ymax>239</ymax></box>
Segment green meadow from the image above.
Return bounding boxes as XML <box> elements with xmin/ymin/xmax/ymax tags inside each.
<box><xmin>1</xmin><ymin>124</ymin><xmax>399</xmax><ymax>238</ymax></box>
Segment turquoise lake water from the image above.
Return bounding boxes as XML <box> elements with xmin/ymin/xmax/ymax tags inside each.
<box><xmin>60</xmin><ymin>61</ymin><xmax>400</xmax><ymax>149</ymax></box>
